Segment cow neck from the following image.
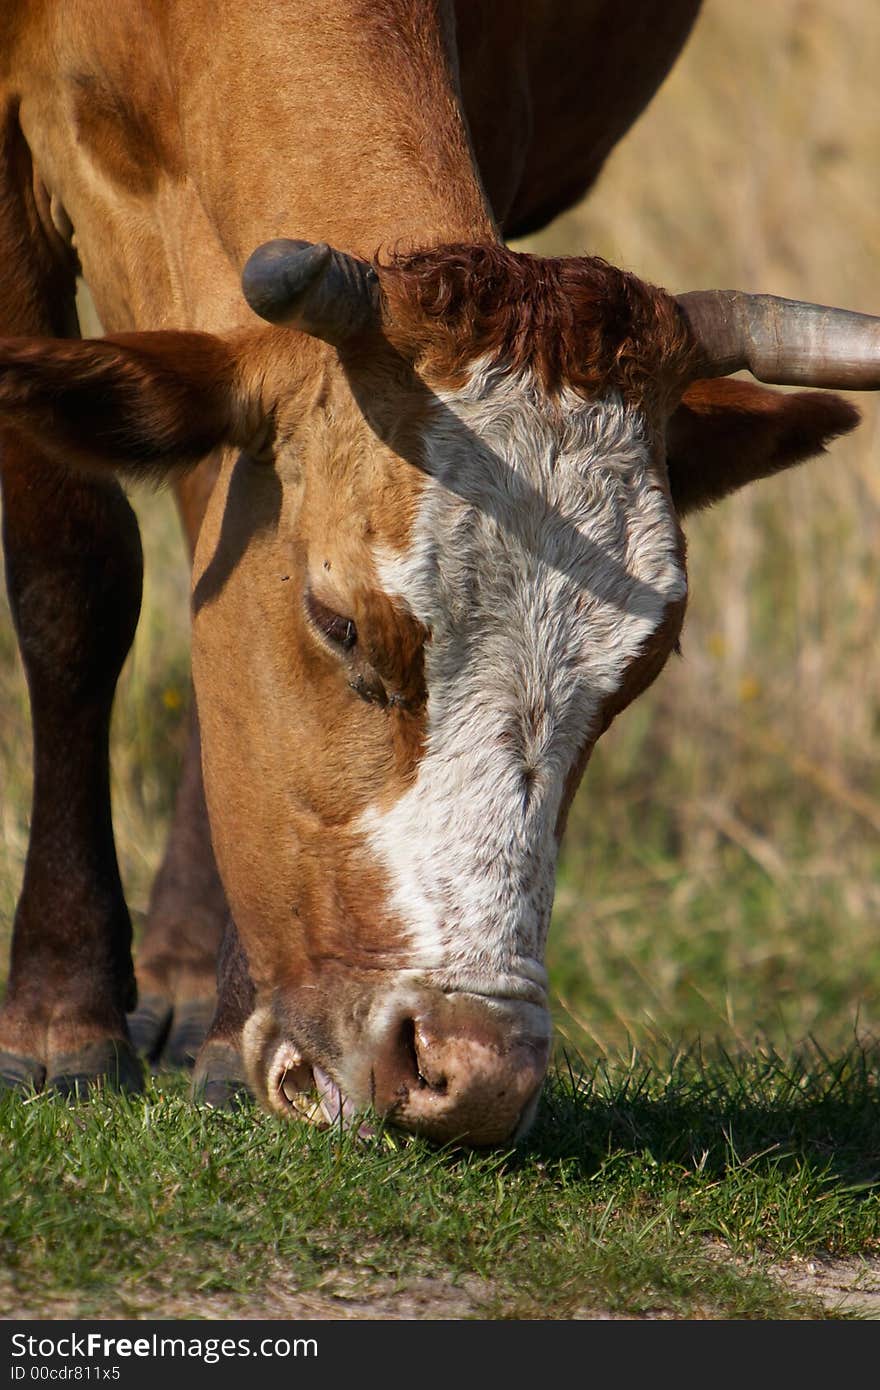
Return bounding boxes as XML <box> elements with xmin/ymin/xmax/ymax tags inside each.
<box><xmin>167</xmin><ymin>0</ymin><xmax>498</xmax><ymax>263</ymax></box>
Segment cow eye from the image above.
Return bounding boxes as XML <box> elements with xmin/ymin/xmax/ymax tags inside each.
<box><xmin>305</xmin><ymin>590</ymin><xmax>358</xmax><ymax>651</ymax></box>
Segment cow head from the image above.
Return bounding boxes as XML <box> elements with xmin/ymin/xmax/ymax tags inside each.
<box><xmin>0</xmin><ymin>242</ymin><xmax>869</xmax><ymax>1144</ymax></box>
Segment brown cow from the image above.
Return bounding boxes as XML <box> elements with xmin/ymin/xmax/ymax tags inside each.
<box><xmin>0</xmin><ymin>1</ymin><xmax>877</xmax><ymax>1144</ymax></box>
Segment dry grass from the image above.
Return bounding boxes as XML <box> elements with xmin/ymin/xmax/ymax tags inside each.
<box><xmin>515</xmin><ymin>0</ymin><xmax>880</xmax><ymax>1054</ymax></box>
<box><xmin>522</xmin><ymin>0</ymin><xmax>880</xmax><ymax>763</ymax></box>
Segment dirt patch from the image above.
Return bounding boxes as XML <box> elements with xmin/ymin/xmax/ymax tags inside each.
<box><xmin>166</xmin><ymin>1274</ymin><xmax>493</xmax><ymax>1321</ymax></box>
<box><xmin>769</xmin><ymin>1255</ymin><xmax>880</xmax><ymax>1318</ymax></box>
<box><xmin>0</xmin><ymin>1271</ymin><xmax>495</xmax><ymax>1322</ymax></box>
<box><xmin>6</xmin><ymin>1255</ymin><xmax>880</xmax><ymax>1321</ymax></box>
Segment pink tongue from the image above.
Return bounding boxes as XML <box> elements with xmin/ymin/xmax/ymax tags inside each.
<box><xmin>313</xmin><ymin>1064</ymin><xmax>374</xmax><ymax>1138</ymax></box>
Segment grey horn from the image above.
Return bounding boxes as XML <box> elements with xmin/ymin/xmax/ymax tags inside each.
<box><xmin>677</xmin><ymin>290</ymin><xmax>880</xmax><ymax>389</ymax></box>
<box><xmin>241</xmin><ymin>238</ymin><xmax>382</xmax><ymax>344</ymax></box>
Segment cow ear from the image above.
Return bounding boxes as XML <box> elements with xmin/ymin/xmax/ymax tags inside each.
<box><xmin>665</xmin><ymin>378</ymin><xmax>860</xmax><ymax>516</ymax></box>
<box><xmin>0</xmin><ymin>330</ymin><xmax>262</xmax><ymax>479</ymax></box>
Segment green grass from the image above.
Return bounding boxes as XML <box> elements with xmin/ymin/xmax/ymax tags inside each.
<box><xmin>4</xmin><ymin>1046</ymin><xmax>877</xmax><ymax>1320</ymax></box>
<box><xmin>548</xmin><ymin>704</ymin><xmax>880</xmax><ymax>1059</ymax></box>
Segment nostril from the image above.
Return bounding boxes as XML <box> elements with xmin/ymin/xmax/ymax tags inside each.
<box><xmin>399</xmin><ymin>1017</ymin><xmax>447</xmax><ymax>1094</ymax></box>
<box><xmin>396</xmin><ymin>1017</ymin><xmax>422</xmax><ymax>1090</ymax></box>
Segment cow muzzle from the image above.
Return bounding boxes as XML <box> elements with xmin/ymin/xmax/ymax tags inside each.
<box><xmin>250</xmin><ymin>986</ymin><xmax>552</xmax><ymax>1147</ymax></box>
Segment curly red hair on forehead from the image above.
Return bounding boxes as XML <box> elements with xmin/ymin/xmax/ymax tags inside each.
<box><xmin>377</xmin><ymin>242</ymin><xmax>696</xmax><ymax>400</ymax></box>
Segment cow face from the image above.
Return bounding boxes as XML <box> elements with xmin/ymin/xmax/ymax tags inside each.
<box><xmin>191</xmin><ymin>248</ymin><xmax>692</xmax><ymax>1142</ymax></box>
<box><xmin>0</xmin><ymin>244</ymin><xmax>857</xmax><ymax>1143</ymax></box>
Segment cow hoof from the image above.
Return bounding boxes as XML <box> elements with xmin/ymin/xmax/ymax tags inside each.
<box><xmin>47</xmin><ymin>1039</ymin><xmax>144</xmax><ymax>1099</ymax></box>
<box><xmin>128</xmin><ymin>995</ymin><xmax>213</xmax><ymax>1070</ymax></box>
<box><xmin>192</xmin><ymin>1040</ymin><xmax>252</xmax><ymax>1109</ymax></box>
<box><xmin>161</xmin><ymin>999</ymin><xmax>214</xmax><ymax>1071</ymax></box>
<box><xmin>127</xmin><ymin>993</ymin><xmax>173</xmax><ymax>1061</ymax></box>
<box><xmin>0</xmin><ymin>1049</ymin><xmax>46</xmax><ymax>1093</ymax></box>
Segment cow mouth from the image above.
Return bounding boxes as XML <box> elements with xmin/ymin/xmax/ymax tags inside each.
<box><xmin>272</xmin><ymin>1051</ymin><xmax>375</xmax><ymax>1138</ymax></box>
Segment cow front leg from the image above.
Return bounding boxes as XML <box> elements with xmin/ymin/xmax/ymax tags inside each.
<box><xmin>127</xmin><ymin>463</ymin><xmax>229</xmax><ymax>1069</ymax></box>
<box><xmin>192</xmin><ymin>916</ymin><xmax>255</xmax><ymax>1107</ymax></box>
<box><xmin>128</xmin><ymin>703</ymin><xmax>227</xmax><ymax>1067</ymax></box>
<box><xmin>0</xmin><ymin>442</ymin><xmax>144</xmax><ymax>1095</ymax></box>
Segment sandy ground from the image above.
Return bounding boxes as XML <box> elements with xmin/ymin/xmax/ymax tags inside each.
<box><xmin>0</xmin><ymin>1272</ymin><xmax>493</xmax><ymax>1322</ymax></box>
<box><xmin>4</xmin><ymin>1255</ymin><xmax>880</xmax><ymax>1321</ymax></box>
<box><xmin>769</xmin><ymin>1255</ymin><xmax>880</xmax><ymax>1319</ymax></box>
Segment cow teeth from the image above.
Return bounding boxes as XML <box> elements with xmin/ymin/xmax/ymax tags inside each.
<box><xmin>279</xmin><ymin>1056</ymin><xmax>311</xmax><ymax>1106</ymax></box>
<box><xmin>280</xmin><ymin>1072</ymin><xmax>300</xmax><ymax>1104</ymax></box>
<box><xmin>275</xmin><ymin>1055</ymin><xmax>373</xmax><ymax>1136</ymax></box>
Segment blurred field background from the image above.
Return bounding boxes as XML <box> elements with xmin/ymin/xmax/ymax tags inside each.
<box><xmin>1</xmin><ymin>0</ymin><xmax>879</xmax><ymax>1066</ymax></box>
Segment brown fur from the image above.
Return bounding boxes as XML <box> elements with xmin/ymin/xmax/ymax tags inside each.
<box><xmin>0</xmin><ymin>332</ymin><xmax>242</xmax><ymax>474</ymax></box>
<box><xmin>69</xmin><ymin>68</ymin><xmax>181</xmax><ymax>195</ymax></box>
<box><xmin>380</xmin><ymin>243</ymin><xmax>697</xmax><ymax>402</ymax></box>
<box><xmin>667</xmin><ymin>378</ymin><xmax>861</xmax><ymax>515</ymax></box>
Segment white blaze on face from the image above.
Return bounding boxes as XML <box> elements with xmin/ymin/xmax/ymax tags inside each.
<box><xmin>360</xmin><ymin>360</ymin><xmax>686</xmax><ymax>998</ymax></box>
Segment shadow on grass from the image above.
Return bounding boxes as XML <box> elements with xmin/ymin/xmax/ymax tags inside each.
<box><xmin>518</xmin><ymin>1038</ymin><xmax>880</xmax><ymax>1189</ymax></box>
